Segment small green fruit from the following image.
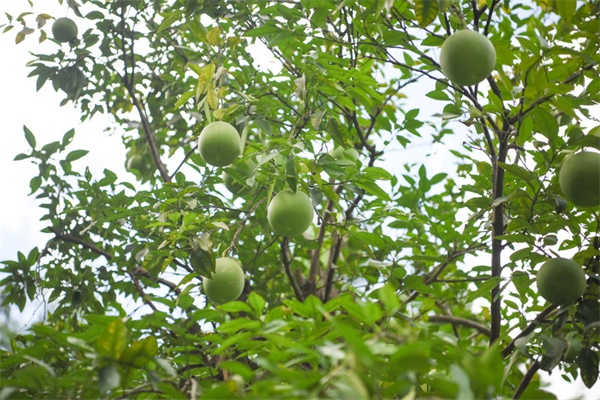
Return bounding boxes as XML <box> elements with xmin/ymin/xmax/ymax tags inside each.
<box><xmin>198</xmin><ymin>121</ymin><xmax>241</xmax><ymax>167</ymax></box>
<box><xmin>331</xmin><ymin>147</ymin><xmax>359</xmax><ymax>162</ymax></box>
<box><xmin>126</xmin><ymin>154</ymin><xmax>146</xmax><ymax>172</ymax></box>
<box><xmin>126</xmin><ymin>150</ymin><xmax>155</xmax><ymax>180</ymax></box>
<box><xmin>440</xmin><ymin>30</ymin><xmax>496</xmax><ymax>86</ymax></box>
<box><xmin>559</xmin><ymin>152</ymin><xmax>600</xmax><ymax>207</ymax></box>
<box><xmin>52</xmin><ymin>17</ymin><xmax>78</xmax><ymax>43</ymax></box>
<box><xmin>536</xmin><ymin>258</ymin><xmax>586</xmax><ymax>305</ymax></box>
<box><xmin>267</xmin><ymin>189</ymin><xmax>314</xmax><ymax>236</ymax></box>
<box><xmin>223</xmin><ymin>160</ymin><xmax>256</xmax><ymax>195</ymax></box>
<box><xmin>203</xmin><ymin>257</ymin><xmax>245</xmax><ymax>304</ymax></box>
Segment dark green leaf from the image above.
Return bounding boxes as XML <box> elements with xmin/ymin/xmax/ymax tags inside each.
<box><xmin>23</xmin><ymin>125</ymin><xmax>36</xmax><ymax>149</ymax></box>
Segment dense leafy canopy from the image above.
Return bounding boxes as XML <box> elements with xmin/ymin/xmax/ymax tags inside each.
<box><xmin>1</xmin><ymin>0</ymin><xmax>599</xmax><ymax>398</ymax></box>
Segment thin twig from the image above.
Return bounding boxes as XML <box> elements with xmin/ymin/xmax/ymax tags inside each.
<box><xmin>428</xmin><ymin>315</ymin><xmax>491</xmax><ymax>336</ymax></box>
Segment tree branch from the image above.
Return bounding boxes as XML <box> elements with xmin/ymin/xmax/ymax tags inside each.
<box><xmin>281</xmin><ymin>236</ymin><xmax>304</xmax><ymax>301</ymax></box>
<box><xmin>428</xmin><ymin>314</ymin><xmax>491</xmax><ymax>336</ymax></box>
<box><xmin>512</xmin><ymin>360</ymin><xmax>540</xmax><ymax>399</ymax></box>
<box><xmin>502</xmin><ymin>304</ymin><xmax>558</xmax><ymax>358</ymax></box>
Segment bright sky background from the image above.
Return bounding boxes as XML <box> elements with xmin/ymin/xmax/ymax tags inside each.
<box><xmin>0</xmin><ymin>2</ymin><xmax>598</xmax><ymax>398</ymax></box>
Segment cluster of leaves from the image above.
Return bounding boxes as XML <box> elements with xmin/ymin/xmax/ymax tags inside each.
<box><xmin>1</xmin><ymin>0</ymin><xmax>599</xmax><ymax>398</ymax></box>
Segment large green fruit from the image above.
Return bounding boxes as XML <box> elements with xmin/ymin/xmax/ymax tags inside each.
<box><xmin>267</xmin><ymin>189</ymin><xmax>314</xmax><ymax>236</ymax></box>
<box><xmin>536</xmin><ymin>258</ymin><xmax>586</xmax><ymax>305</ymax></box>
<box><xmin>198</xmin><ymin>121</ymin><xmax>241</xmax><ymax>167</ymax></box>
<box><xmin>203</xmin><ymin>257</ymin><xmax>245</xmax><ymax>304</ymax></box>
<box><xmin>440</xmin><ymin>30</ymin><xmax>496</xmax><ymax>86</ymax></box>
<box><xmin>559</xmin><ymin>152</ymin><xmax>600</xmax><ymax>207</ymax></box>
<box><xmin>223</xmin><ymin>160</ymin><xmax>256</xmax><ymax>196</ymax></box>
<box><xmin>52</xmin><ymin>17</ymin><xmax>78</xmax><ymax>43</ymax></box>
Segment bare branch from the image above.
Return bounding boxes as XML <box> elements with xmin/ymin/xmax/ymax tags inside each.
<box><xmin>281</xmin><ymin>236</ymin><xmax>304</xmax><ymax>301</ymax></box>
<box><xmin>502</xmin><ymin>305</ymin><xmax>558</xmax><ymax>358</ymax></box>
<box><xmin>428</xmin><ymin>314</ymin><xmax>491</xmax><ymax>336</ymax></box>
<box><xmin>513</xmin><ymin>360</ymin><xmax>540</xmax><ymax>399</ymax></box>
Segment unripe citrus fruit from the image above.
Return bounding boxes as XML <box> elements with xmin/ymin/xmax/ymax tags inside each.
<box><xmin>126</xmin><ymin>154</ymin><xmax>146</xmax><ymax>172</ymax></box>
<box><xmin>559</xmin><ymin>152</ymin><xmax>600</xmax><ymax>207</ymax></box>
<box><xmin>536</xmin><ymin>258</ymin><xmax>586</xmax><ymax>305</ymax></box>
<box><xmin>203</xmin><ymin>257</ymin><xmax>245</xmax><ymax>304</ymax></box>
<box><xmin>440</xmin><ymin>30</ymin><xmax>496</xmax><ymax>86</ymax></box>
<box><xmin>331</xmin><ymin>147</ymin><xmax>360</xmax><ymax>162</ymax></box>
<box><xmin>198</xmin><ymin>121</ymin><xmax>241</xmax><ymax>167</ymax></box>
<box><xmin>267</xmin><ymin>189</ymin><xmax>314</xmax><ymax>236</ymax></box>
<box><xmin>52</xmin><ymin>17</ymin><xmax>78</xmax><ymax>43</ymax></box>
<box><xmin>223</xmin><ymin>160</ymin><xmax>256</xmax><ymax>195</ymax></box>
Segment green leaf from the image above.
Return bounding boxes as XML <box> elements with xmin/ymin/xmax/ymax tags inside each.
<box><xmin>465</xmin><ymin>277</ymin><xmax>502</xmax><ymax>303</ymax></box>
<box><xmin>540</xmin><ymin>337</ymin><xmax>567</xmax><ymax>371</ymax></box>
<box><xmin>578</xmin><ymin>348</ymin><xmax>599</xmax><ymax>388</ymax></box>
<box><xmin>189</xmin><ymin>248</ymin><xmax>215</xmax><ymax>277</ymax></box>
<box><xmin>285</xmin><ymin>155</ymin><xmax>297</xmax><ymax>193</ymax></box>
<box><xmin>354</xmin><ymin>179</ymin><xmax>392</xmax><ymax>201</ymax></box>
<box><xmin>532</xmin><ymin>107</ymin><xmax>559</xmax><ymax>143</ymax></box>
<box><xmin>156</xmin><ymin>10</ymin><xmax>183</xmax><ymax>33</ymax></box>
<box><xmin>555</xmin><ymin>0</ymin><xmax>576</xmax><ymax>22</ymax></box>
<box><xmin>65</xmin><ymin>149</ymin><xmax>88</xmax><ymax>162</ymax></box>
<box><xmin>23</xmin><ymin>125</ymin><xmax>36</xmax><ymax>149</ymax></box>
<box><xmin>96</xmin><ymin>318</ymin><xmax>127</xmax><ymax>360</ymax></box>
<box><xmin>512</xmin><ymin>271</ymin><xmax>531</xmax><ymax>298</ymax></box>
<box><xmin>248</xmin><ymin>292</ymin><xmax>266</xmax><ymax>315</ymax></box>
<box><xmin>119</xmin><ymin>336</ymin><xmax>158</xmax><ymax>368</ymax></box>
<box><xmin>415</xmin><ymin>0</ymin><xmax>439</xmax><ymax>28</ymax></box>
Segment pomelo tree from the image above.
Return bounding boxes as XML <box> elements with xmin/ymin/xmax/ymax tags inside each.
<box><xmin>1</xmin><ymin>0</ymin><xmax>599</xmax><ymax>398</ymax></box>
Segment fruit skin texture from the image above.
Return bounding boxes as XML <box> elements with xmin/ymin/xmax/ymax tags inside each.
<box><xmin>440</xmin><ymin>30</ymin><xmax>496</xmax><ymax>86</ymax></box>
<box><xmin>52</xmin><ymin>17</ymin><xmax>78</xmax><ymax>43</ymax></box>
<box><xmin>198</xmin><ymin>121</ymin><xmax>241</xmax><ymax>167</ymax></box>
<box><xmin>267</xmin><ymin>189</ymin><xmax>314</xmax><ymax>236</ymax></box>
<box><xmin>558</xmin><ymin>152</ymin><xmax>600</xmax><ymax>207</ymax></box>
<box><xmin>203</xmin><ymin>257</ymin><xmax>245</xmax><ymax>304</ymax></box>
<box><xmin>223</xmin><ymin>160</ymin><xmax>256</xmax><ymax>195</ymax></box>
<box><xmin>536</xmin><ymin>258</ymin><xmax>586</xmax><ymax>305</ymax></box>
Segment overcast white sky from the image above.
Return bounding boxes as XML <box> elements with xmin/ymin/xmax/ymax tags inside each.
<box><xmin>0</xmin><ymin>2</ymin><xmax>598</xmax><ymax>398</ymax></box>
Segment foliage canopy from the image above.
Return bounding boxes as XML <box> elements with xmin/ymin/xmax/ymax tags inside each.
<box><xmin>1</xmin><ymin>0</ymin><xmax>599</xmax><ymax>398</ymax></box>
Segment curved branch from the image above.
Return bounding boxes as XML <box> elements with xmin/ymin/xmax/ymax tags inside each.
<box><xmin>502</xmin><ymin>304</ymin><xmax>558</xmax><ymax>358</ymax></box>
<box><xmin>428</xmin><ymin>314</ymin><xmax>491</xmax><ymax>336</ymax></box>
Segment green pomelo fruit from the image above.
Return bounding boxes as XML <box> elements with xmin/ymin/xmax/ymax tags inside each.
<box><xmin>203</xmin><ymin>257</ymin><xmax>245</xmax><ymax>304</ymax></box>
<box><xmin>198</xmin><ymin>121</ymin><xmax>241</xmax><ymax>167</ymax></box>
<box><xmin>559</xmin><ymin>152</ymin><xmax>600</xmax><ymax>207</ymax></box>
<box><xmin>536</xmin><ymin>258</ymin><xmax>586</xmax><ymax>305</ymax></box>
<box><xmin>126</xmin><ymin>154</ymin><xmax>146</xmax><ymax>172</ymax></box>
<box><xmin>223</xmin><ymin>160</ymin><xmax>256</xmax><ymax>195</ymax></box>
<box><xmin>267</xmin><ymin>189</ymin><xmax>314</xmax><ymax>236</ymax></box>
<box><xmin>52</xmin><ymin>17</ymin><xmax>78</xmax><ymax>43</ymax></box>
<box><xmin>440</xmin><ymin>30</ymin><xmax>496</xmax><ymax>86</ymax></box>
<box><xmin>331</xmin><ymin>147</ymin><xmax>360</xmax><ymax>162</ymax></box>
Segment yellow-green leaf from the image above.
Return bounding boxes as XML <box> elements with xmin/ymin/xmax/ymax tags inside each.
<box><xmin>415</xmin><ymin>0</ymin><xmax>439</xmax><ymax>28</ymax></box>
<box><xmin>555</xmin><ymin>0</ymin><xmax>576</xmax><ymax>22</ymax></box>
<box><xmin>96</xmin><ymin>318</ymin><xmax>127</xmax><ymax>360</ymax></box>
<box><xmin>207</xmin><ymin>27</ymin><xmax>221</xmax><ymax>46</ymax></box>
